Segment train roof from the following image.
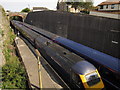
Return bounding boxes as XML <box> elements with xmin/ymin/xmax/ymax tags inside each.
<box><xmin>35</xmin><ymin>35</ymin><xmax>88</xmax><ymax>69</ymax></box>
<box><xmin>72</xmin><ymin>61</ymin><xmax>96</xmax><ymax>75</ymax></box>
<box><xmin>33</xmin><ymin>30</ymin><xmax>97</xmax><ymax>75</ymax></box>
<box><xmin>55</xmin><ymin>37</ymin><xmax>120</xmax><ymax>73</ymax></box>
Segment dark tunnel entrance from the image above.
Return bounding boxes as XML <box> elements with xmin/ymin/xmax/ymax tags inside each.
<box><xmin>10</xmin><ymin>16</ymin><xmax>23</xmax><ymax>22</ymax></box>
<box><xmin>10</xmin><ymin>15</ymin><xmax>23</xmax><ymax>34</ymax></box>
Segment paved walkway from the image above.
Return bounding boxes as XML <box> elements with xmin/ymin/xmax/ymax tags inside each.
<box><xmin>15</xmin><ymin>37</ymin><xmax>40</xmax><ymax>88</ymax></box>
<box><xmin>15</xmin><ymin>37</ymin><xmax>64</xmax><ymax>89</ymax></box>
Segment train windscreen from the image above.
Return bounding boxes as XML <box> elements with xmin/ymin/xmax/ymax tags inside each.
<box><xmin>85</xmin><ymin>72</ymin><xmax>100</xmax><ymax>86</ymax></box>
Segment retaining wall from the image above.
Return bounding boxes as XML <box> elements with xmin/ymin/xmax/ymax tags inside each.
<box><xmin>25</xmin><ymin>11</ymin><xmax>120</xmax><ymax>58</ymax></box>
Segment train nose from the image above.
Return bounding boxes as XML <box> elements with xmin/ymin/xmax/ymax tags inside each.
<box><xmin>79</xmin><ymin>70</ymin><xmax>104</xmax><ymax>89</ymax></box>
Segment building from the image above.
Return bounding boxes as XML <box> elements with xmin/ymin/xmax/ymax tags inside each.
<box><xmin>32</xmin><ymin>7</ymin><xmax>48</xmax><ymax>12</ymax></box>
<box><xmin>57</xmin><ymin>0</ymin><xmax>93</xmax><ymax>13</ymax></box>
<box><xmin>98</xmin><ymin>1</ymin><xmax>120</xmax><ymax>12</ymax></box>
<box><xmin>90</xmin><ymin>0</ymin><xmax>120</xmax><ymax>19</ymax></box>
<box><xmin>57</xmin><ymin>0</ymin><xmax>68</xmax><ymax>11</ymax></box>
<box><xmin>57</xmin><ymin>0</ymin><xmax>77</xmax><ymax>12</ymax></box>
<box><xmin>106</xmin><ymin>0</ymin><xmax>120</xmax><ymax>2</ymax></box>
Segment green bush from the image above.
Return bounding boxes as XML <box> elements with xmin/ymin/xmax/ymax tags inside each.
<box><xmin>2</xmin><ymin>57</ymin><xmax>27</xmax><ymax>88</ymax></box>
<box><xmin>3</xmin><ymin>30</ymin><xmax>16</xmax><ymax>61</ymax></box>
<box><xmin>21</xmin><ymin>8</ymin><xmax>30</xmax><ymax>12</ymax></box>
<box><xmin>2</xmin><ymin>28</ymin><xmax>28</xmax><ymax>89</ymax></box>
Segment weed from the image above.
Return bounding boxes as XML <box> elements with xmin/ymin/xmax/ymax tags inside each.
<box><xmin>2</xmin><ymin>56</ymin><xmax>27</xmax><ymax>89</ymax></box>
<box><xmin>2</xmin><ymin>26</ymin><xmax>27</xmax><ymax>89</ymax></box>
<box><xmin>0</xmin><ymin>29</ymin><xmax>4</xmax><ymax>37</ymax></box>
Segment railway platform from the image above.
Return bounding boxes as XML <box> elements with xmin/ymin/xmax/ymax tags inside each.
<box><xmin>15</xmin><ymin>37</ymin><xmax>67</xmax><ymax>89</ymax></box>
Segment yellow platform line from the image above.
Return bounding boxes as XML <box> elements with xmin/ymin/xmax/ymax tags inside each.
<box><xmin>36</xmin><ymin>49</ymin><xmax>42</xmax><ymax>90</ymax></box>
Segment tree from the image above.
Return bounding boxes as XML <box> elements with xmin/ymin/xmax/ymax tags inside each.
<box><xmin>66</xmin><ymin>0</ymin><xmax>93</xmax><ymax>13</ymax></box>
<box><xmin>21</xmin><ymin>8</ymin><xmax>30</xmax><ymax>12</ymax></box>
<box><xmin>66</xmin><ymin>2</ymin><xmax>84</xmax><ymax>10</ymax></box>
<box><xmin>82</xmin><ymin>2</ymin><xmax>93</xmax><ymax>11</ymax></box>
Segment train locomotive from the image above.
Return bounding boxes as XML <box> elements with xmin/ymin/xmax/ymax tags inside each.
<box><xmin>12</xmin><ymin>19</ymin><xmax>120</xmax><ymax>88</ymax></box>
<box><xmin>11</xmin><ymin>20</ymin><xmax>104</xmax><ymax>89</ymax></box>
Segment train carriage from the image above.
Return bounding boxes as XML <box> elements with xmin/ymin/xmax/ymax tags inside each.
<box><xmin>11</xmin><ymin>20</ymin><xmax>105</xmax><ymax>89</ymax></box>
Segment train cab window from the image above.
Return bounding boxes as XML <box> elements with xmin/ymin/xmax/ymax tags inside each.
<box><xmin>85</xmin><ymin>72</ymin><xmax>100</xmax><ymax>86</ymax></box>
<box><xmin>72</xmin><ymin>72</ymin><xmax>81</xmax><ymax>84</ymax></box>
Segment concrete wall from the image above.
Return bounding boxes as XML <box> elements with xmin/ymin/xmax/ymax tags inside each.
<box><xmin>90</xmin><ymin>11</ymin><xmax>120</xmax><ymax>19</ymax></box>
<box><xmin>25</xmin><ymin>11</ymin><xmax>120</xmax><ymax>58</ymax></box>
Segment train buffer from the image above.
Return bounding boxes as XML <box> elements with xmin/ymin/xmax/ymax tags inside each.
<box><xmin>15</xmin><ymin>37</ymin><xmax>69</xmax><ymax>89</ymax></box>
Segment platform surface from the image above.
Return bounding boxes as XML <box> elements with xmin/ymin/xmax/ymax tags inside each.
<box><xmin>15</xmin><ymin>37</ymin><xmax>64</xmax><ymax>89</ymax></box>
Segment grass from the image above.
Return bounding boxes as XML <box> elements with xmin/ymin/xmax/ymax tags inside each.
<box><xmin>0</xmin><ymin>29</ymin><xmax>4</xmax><ymax>37</ymax></box>
<box><xmin>2</xmin><ymin>8</ymin><xmax>6</xmax><ymax>16</ymax></box>
<box><xmin>1</xmin><ymin>7</ymin><xmax>28</xmax><ymax>89</ymax></box>
<box><xmin>2</xmin><ymin>56</ymin><xmax>27</xmax><ymax>88</ymax></box>
<box><xmin>2</xmin><ymin>28</ymin><xmax>28</xmax><ymax>89</ymax></box>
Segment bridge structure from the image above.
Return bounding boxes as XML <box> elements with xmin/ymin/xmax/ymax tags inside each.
<box><xmin>7</xmin><ymin>12</ymin><xmax>28</xmax><ymax>21</ymax></box>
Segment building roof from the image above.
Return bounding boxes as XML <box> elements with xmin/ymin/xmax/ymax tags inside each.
<box><xmin>98</xmin><ymin>1</ymin><xmax>120</xmax><ymax>6</ymax></box>
<box><xmin>33</xmin><ymin>7</ymin><xmax>48</xmax><ymax>10</ymax></box>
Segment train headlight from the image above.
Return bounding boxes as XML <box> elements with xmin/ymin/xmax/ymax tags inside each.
<box><xmin>85</xmin><ymin>72</ymin><xmax>100</xmax><ymax>86</ymax></box>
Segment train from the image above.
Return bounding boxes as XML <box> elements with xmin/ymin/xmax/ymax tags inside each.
<box><xmin>11</xmin><ymin>20</ymin><xmax>120</xmax><ymax>89</ymax></box>
<box><xmin>11</xmin><ymin>20</ymin><xmax>105</xmax><ymax>89</ymax></box>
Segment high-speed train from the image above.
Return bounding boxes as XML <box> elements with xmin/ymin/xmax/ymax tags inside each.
<box><xmin>12</xmin><ymin>20</ymin><xmax>120</xmax><ymax>88</ymax></box>
<box><xmin>11</xmin><ymin>20</ymin><xmax>105</xmax><ymax>89</ymax></box>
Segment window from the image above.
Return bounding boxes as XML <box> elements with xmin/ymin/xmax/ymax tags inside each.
<box><xmin>72</xmin><ymin>72</ymin><xmax>81</xmax><ymax>84</ymax></box>
<box><xmin>106</xmin><ymin>5</ymin><xmax>108</xmax><ymax>9</ymax></box>
<box><xmin>111</xmin><ymin>4</ymin><xmax>115</xmax><ymax>9</ymax></box>
<box><xmin>85</xmin><ymin>72</ymin><xmax>100</xmax><ymax>86</ymax></box>
<box><xmin>100</xmin><ymin>5</ymin><xmax>103</xmax><ymax>9</ymax></box>
<box><xmin>71</xmin><ymin>72</ymin><xmax>84</xmax><ymax>88</ymax></box>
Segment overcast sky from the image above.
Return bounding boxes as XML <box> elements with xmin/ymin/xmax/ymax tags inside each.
<box><xmin>0</xmin><ymin>0</ymin><xmax>106</xmax><ymax>12</ymax></box>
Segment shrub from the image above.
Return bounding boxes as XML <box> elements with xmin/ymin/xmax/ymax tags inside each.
<box><xmin>2</xmin><ymin>27</ymin><xmax>28</xmax><ymax>89</ymax></box>
<box><xmin>2</xmin><ymin>57</ymin><xmax>27</xmax><ymax>88</ymax></box>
